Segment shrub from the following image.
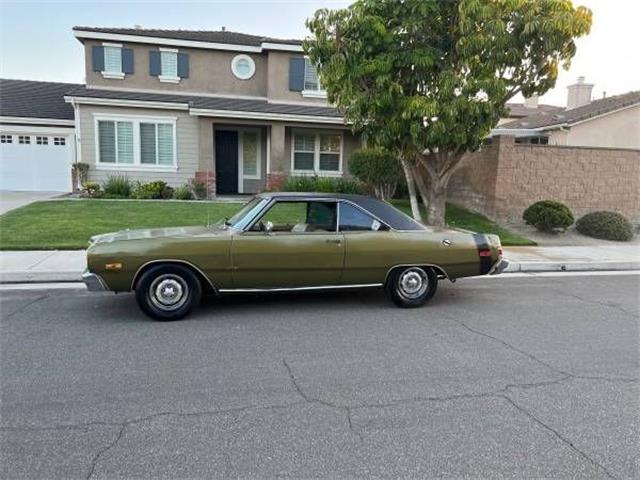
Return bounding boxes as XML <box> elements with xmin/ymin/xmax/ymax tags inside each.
<box><xmin>190</xmin><ymin>179</ymin><xmax>209</xmax><ymax>200</ymax></box>
<box><xmin>83</xmin><ymin>181</ymin><xmax>101</xmax><ymax>198</ymax></box>
<box><xmin>132</xmin><ymin>181</ymin><xmax>168</xmax><ymax>199</ymax></box>
<box><xmin>173</xmin><ymin>185</ymin><xmax>194</xmax><ymax>200</ymax></box>
<box><xmin>523</xmin><ymin>200</ymin><xmax>574</xmax><ymax>232</ymax></box>
<box><xmin>349</xmin><ymin>148</ymin><xmax>403</xmax><ymax>199</ymax></box>
<box><xmin>280</xmin><ymin>175</ymin><xmax>365</xmax><ymax>194</ymax></box>
<box><xmin>161</xmin><ymin>184</ymin><xmax>175</xmax><ymax>199</ymax></box>
<box><xmin>103</xmin><ymin>175</ymin><xmax>133</xmax><ymax>198</ymax></box>
<box><xmin>576</xmin><ymin>211</ymin><xmax>634</xmax><ymax>241</ymax></box>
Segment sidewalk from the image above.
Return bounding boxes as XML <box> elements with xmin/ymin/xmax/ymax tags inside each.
<box><xmin>0</xmin><ymin>245</ymin><xmax>638</xmax><ymax>284</ymax></box>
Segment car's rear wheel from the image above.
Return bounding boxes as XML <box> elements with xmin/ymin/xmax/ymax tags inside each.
<box><xmin>135</xmin><ymin>264</ymin><xmax>202</xmax><ymax>321</ymax></box>
<box><xmin>385</xmin><ymin>266</ymin><xmax>438</xmax><ymax>308</ymax></box>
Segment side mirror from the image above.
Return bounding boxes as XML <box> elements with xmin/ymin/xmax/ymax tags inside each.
<box><xmin>264</xmin><ymin>221</ymin><xmax>274</xmax><ymax>233</ymax></box>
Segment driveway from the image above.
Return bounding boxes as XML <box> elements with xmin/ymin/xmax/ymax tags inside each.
<box><xmin>0</xmin><ymin>190</ymin><xmax>65</xmax><ymax>215</ymax></box>
<box><xmin>1</xmin><ymin>274</ymin><xmax>638</xmax><ymax>479</ymax></box>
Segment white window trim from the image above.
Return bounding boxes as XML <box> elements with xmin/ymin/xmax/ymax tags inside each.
<box><xmin>239</xmin><ymin>128</ymin><xmax>262</xmax><ymax>182</ymax></box>
<box><xmin>93</xmin><ymin>114</ymin><xmax>178</xmax><ymax>171</ymax></box>
<box><xmin>101</xmin><ymin>42</ymin><xmax>124</xmax><ymax>79</ymax></box>
<box><xmin>159</xmin><ymin>75</ymin><xmax>181</xmax><ymax>84</ymax></box>
<box><xmin>290</xmin><ymin>130</ymin><xmax>343</xmax><ymax>176</ymax></box>
<box><xmin>231</xmin><ymin>54</ymin><xmax>256</xmax><ymax>80</ymax></box>
<box><xmin>158</xmin><ymin>48</ymin><xmax>181</xmax><ymax>83</ymax></box>
<box><xmin>302</xmin><ymin>56</ymin><xmax>327</xmax><ymax>98</ymax></box>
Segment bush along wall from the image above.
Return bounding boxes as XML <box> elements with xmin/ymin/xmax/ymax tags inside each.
<box><xmin>576</xmin><ymin>211</ymin><xmax>635</xmax><ymax>241</ymax></box>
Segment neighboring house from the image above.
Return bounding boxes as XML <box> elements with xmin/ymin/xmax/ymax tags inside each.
<box><xmin>0</xmin><ymin>79</ymin><xmax>79</xmax><ymax>191</ymax></box>
<box><xmin>496</xmin><ymin>78</ymin><xmax>640</xmax><ymax>149</ymax></box>
<box><xmin>500</xmin><ymin>98</ymin><xmax>563</xmax><ymax>126</ymax></box>
<box><xmin>64</xmin><ymin>26</ymin><xmax>361</xmax><ymax>195</ymax></box>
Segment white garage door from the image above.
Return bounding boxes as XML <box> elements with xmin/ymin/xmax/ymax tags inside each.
<box><xmin>0</xmin><ymin>134</ymin><xmax>73</xmax><ymax>192</ymax></box>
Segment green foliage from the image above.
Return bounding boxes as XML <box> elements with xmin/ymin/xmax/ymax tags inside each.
<box><xmin>173</xmin><ymin>185</ymin><xmax>194</xmax><ymax>200</ymax></box>
<box><xmin>82</xmin><ymin>181</ymin><xmax>101</xmax><ymax>198</ymax></box>
<box><xmin>280</xmin><ymin>176</ymin><xmax>365</xmax><ymax>195</ymax></box>
<box><xmin>576</xmin><ymin>211</ymin><xmax>634</xmax><ymax>242</ymax></box>
<box><xmin>349</xmin><ymin>148</ymin><xmax>403</xmax><ymax>199</ymax></box>
<box><xmin>161</xmin><ymin>185</ymin><xmax>175</xmax><ymax>200</ymax></box>
<box><xmin>190</xmin><ymin>179</ymin><xmax>209</xmax><ymax>200</ymax></box>
<box><xmin>102</xmin><ymin>175</ymin><xmax>133</xmax><ymax>198</ymax></box>
<box><xmin>132</xmin><ymin>181</ymin><xmax>168</xmax><ymax>200</ymax></box>
<box><xmin>523</xmin><ymin>200</ymin><xmax>574</xmax><ymax>232</ymax></box>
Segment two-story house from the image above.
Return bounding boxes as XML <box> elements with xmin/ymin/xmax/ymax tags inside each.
<box><xmin>64</xmin><ymin>26</ymin><xmax>360</xmax><ymax>195</ymax></box>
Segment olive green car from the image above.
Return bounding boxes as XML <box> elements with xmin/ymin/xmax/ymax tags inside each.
<box><xmin>83</xmin><ymin>192</ymin><xmax>508</xmax><ymax>320</ymax></box>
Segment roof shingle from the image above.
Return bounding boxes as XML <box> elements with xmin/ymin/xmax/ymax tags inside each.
<box><xmin>0</xmin><ymin>78</ymin><xmax>80</xmax><ymax>121</ymax></box>
<box><xmin>500</xmin><ymin>90</ymin><xmax>640</xmax><ymax>130</ymax></box>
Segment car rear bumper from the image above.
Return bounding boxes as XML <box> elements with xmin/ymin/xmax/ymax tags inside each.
<box><xmin>489</xmin><ymin>258</ymin><xmax>510</xmax><ymax>275</ymax></box>
<box><xmin>82</xmin><ymin>269</ymin><xmax>109</xmax><ymax>291</ymax></box>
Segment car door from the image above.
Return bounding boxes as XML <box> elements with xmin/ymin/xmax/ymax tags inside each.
<box><xmin>230</xmin><ymin>199</ymin><xmax>345</xmax><ymax>288</ymax></box>
<box><xmin>338</xmin><ymin>201</ymin><xmax>394</xmax><ymax>284</ymax></box>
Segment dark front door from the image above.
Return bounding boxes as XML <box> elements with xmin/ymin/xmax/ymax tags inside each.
<box><xmin>215</xmin><ymin>130</ymin><xmax>238</xmax><ymax>194</ymax></box>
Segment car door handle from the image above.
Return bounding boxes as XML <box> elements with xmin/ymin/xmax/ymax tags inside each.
<box><xmin>325</xmin><ymin>239</ymin><xmax>342</xmax><ymax>244</ymax></box>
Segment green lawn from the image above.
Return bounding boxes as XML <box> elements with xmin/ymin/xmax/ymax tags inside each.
<box><xmin>0</xmin><ymin>198</ymin><xmax>534</xmax><ymax>250</ymax></box>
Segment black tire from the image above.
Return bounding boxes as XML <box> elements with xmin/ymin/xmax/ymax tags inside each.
<box><xmin>385</xmin><ymin>266</ymin><xmax>438</xmax><ymax>308</ymax></box>
<box><xmin>134</xmin><ymin>264</ymin><xmax>202</xmax><ymax>321</ymax></box>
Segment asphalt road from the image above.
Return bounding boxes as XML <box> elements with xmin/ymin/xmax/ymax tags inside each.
<box><xmin>1</xmin><ymin>274</ymin><xmax>638</xmax><ymax>479</ymax></box>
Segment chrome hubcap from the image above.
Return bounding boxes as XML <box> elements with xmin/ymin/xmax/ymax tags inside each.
<box><xmin>149</xmin><ymin>275</ymin><xmax>188</xmax><ymax>311</ymax></box>
<box><xmin>398</xmin><ymin>268</ymin><xmax>428</xmax><ymax>299</ymax></box>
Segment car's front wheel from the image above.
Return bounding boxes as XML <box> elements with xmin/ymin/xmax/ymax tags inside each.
<box><xmin>385</xmin><ymin>266</ymin><xmax>438</xmax><ymax>308</ymax></box>
<box><xmin>135</xmin><ymin>264</ymin><xmax>202</xmax><ymax>321</ymax></box>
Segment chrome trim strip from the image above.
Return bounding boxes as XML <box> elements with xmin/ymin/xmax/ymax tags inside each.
<box><xmin>82</xmin><ymin>269</ymin><xmax>109</xmax><ymax>292</ymax></box>
<box><xmin>218</xmin><ymin>283</ymin><xmax>382</xmax><ymax>293</ymax></box>
<box><xmin>130</xmin><ymin>259</ymin><xmax>218</xmax><ymax>292</ymax></box>
<box><xmin>384</xmin><ymin>264</ymin><xmax>451</xmax><ymax>284</ymax></box>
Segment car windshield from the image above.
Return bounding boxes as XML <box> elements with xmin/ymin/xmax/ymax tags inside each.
<box><xmin>222</xmin><ymin>196</ymin><xmax>269</xmax><ymax>229</ymax></box>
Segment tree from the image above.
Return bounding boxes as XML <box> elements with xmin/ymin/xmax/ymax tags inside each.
<box><xmin>305</xmin><ymin>0</ymin><xmax>592</xmax><ymax>226</ymax></box>
<box><xmin>349</xmin><ymin>147</ymin><xmax>404</xmax><ymax>200</ymax></box>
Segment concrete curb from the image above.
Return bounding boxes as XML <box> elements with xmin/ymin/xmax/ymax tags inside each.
<box><xmin>1</xmin><ymin>261</ymin><xmax>639</xmax><ymax>284</ymax></box>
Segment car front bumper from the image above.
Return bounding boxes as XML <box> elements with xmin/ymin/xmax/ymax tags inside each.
<box><xmin>489</xmin><ymin>258</ymin><xmax>510</xmax><ymax>275</ymax></box>
<box><xmin>82</xmin><ymin>269</ymin><xmax>109</xmax><ymax>291</ymax></box>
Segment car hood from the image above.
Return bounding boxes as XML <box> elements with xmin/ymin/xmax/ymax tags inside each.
<box><xmin>89</xmin><ymin>224</ymin><xmax>229</xmax><ymax>244</ymax></box>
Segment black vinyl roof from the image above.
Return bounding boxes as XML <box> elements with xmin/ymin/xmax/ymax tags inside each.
<box><xmin>258</xmin><ymin>192</ymin><xmax>426</xmax><ymax>231</ymax></box>
<box><xmin>0</xmin><ymin>78</ymin><xmax>80</xmax><ymax>121</ymax></box>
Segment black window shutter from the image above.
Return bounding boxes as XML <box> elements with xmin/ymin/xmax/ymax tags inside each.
<box><xmin>92</xmin><ymin>46</ymin><xmax>104</xmax><ymax>72</ymax></box>
<box><xmin>122</xmin><ymin>48</ymin><xmax>134</xmax><ymax>74</ymax></box>
<box><xmin>149</xmin><ymin>51</ymin><xmax>161</xmax><ymax>76</ymax></box>
<box><xmin>177</xmin><ymin>53</ymin><xmax>189</xmax><ymax>78</ymax></box>
<box><xmin>289</xmin><ymin>57</ymin><xmax>305</xmax><ymax>91</ymax></box>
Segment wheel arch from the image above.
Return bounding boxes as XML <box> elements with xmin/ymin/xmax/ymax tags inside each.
<box><xmin>384</xmin><ymin>264</ymin><xmax>449</xmax><ymax>286</ymax></box>
<box><xmin>131</xmin><ymin>260</ymin><xmax>217</xmax><ymax>294</ymax></box>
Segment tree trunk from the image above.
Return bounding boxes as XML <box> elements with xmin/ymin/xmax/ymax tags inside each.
<box><xmin>411</xmin><ymin>164</ymin><xmax>430</xmax><ymax>213</ymax></box>
<box><xmin>427</xmin><ymin>177</ymin><xmax>448</xmax><ymax>227</ymax></box>
<box><xmin>400</xmin><ymin>158</ymin><xmax>422</xmax><ymax>222</ymax></box>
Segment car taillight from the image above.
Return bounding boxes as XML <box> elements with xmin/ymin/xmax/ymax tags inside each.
<box><xmin>479</xmin><ymin>249</ymin><xmax>492</xmax><ymax>257</ymax></box>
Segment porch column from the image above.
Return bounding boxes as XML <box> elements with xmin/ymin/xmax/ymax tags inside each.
<box><xmin>197</xmin><ymin>118</ymin><xmax>215</xmax><ymax>198</ymax></box>
<box><xmin>267</xmin><ymin>123</ymin><xmax>288</xmax><ymax>190</ymax></box>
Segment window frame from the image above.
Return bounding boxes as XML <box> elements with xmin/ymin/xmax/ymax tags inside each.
<box><xmin>290</xmin><ymin>129</ymin><xmax>343</xmax><ymax>177</ymax></box>
<box><xmin>18</xmin><ymin>135</ymin><xmax>31</xmax><ymax>145</ymax></box>
<box><xmin>1</xmin><ymin>134</ymin><xmax>13</xmax><ymax>144</ymax></box>
<box><xmin>302</xmin><ymin>56</ymin><xmax>327</xmax><ymax>98</ymax></box>
<box><xmin>159</xmin><ymin>47</ymin><xmax>180</xmax><ymax>83</ymax></box>
<box><xmin>239</xmin><ymin>128</ymin><xmax>262</xmax><ymax>181</ymax></box>
<box><xmin>36</xmin><ymin>136</ymin><xmax>48</xmax><ymax>145</ymax></box>
<box><xmin>53</xmin><ymin>137</ymin><xmax>66</xmax><ymax>146</ymax></box>
<box><xmin>244</xmin><ymin>198</ymin><xmax>339</xmax><ymax>234</ymax></box>
<box><xmin>337</xmin><ymin>201</ymin><xmax>388</xmax><ymax>233</ymax></box>
<box><xmin>93</xmin><ymin>114</ymin><xmax>178</xmax><ymax>171</ymax></box>
<box><xmin>102</xmin><ymin>42</ymin><xmax>124</xmax><ymax>79</ymax></box>
<box><xmin>231</xmin><ymin>54</ymin><xmax>256</xmax><ymax>80</ymax></box>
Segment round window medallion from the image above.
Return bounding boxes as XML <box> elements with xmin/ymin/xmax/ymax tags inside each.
<box><xmin>231</xmin><ymin>54</ymin><xmax>256</xmax><ymax>80</ymax></box>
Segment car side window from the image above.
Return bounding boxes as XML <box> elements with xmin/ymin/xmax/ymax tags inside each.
<box><xmin>250</xmin><ymin>201</ymin><xmax>337</xmax><ymax>233</ymax></box>
<box><xmin>339</xmin><ymin>202</ymin><xmax>386</xmax><ymax>232</ymax></box>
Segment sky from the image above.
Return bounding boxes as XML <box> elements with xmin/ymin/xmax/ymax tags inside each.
<box><xmin>1</xmin><ymin>0</ymin><xmax>638</xmax><ymax>107</ymax></box>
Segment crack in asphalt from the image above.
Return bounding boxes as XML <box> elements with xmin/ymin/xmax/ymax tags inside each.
<box><xmin>500</xmin><ymin>395</ymin><xmax>618</xmax><ymax>480</ymax></box>
<box><xmin>86</xmin><ymin>424</ymin><xmax>126</xmax><ymax>479</ymax></box>
<box><xmin>3</xmin><ymin>294</ymin><xmax>49</xmax><ymax>319</ymax></box>
<box><xmin>551</xmin><ymin>289</ymin><xmax>638</xmax><ymax>318</ymax></box>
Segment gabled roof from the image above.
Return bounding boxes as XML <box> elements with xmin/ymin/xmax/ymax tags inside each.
<box><xmin>64</xmin><ymin>86</ymin><xmax>343</xmax><ymax>122</ymax></box>
<box><xmin>500</xmin><ymin>90</ymin><xmax>640</xmax><ymax>130</ymax></box>
<box><xmin>0</xmin><ymin>78</ymin><xmax>80</xmax><ymax>121</ymax></box>
<box><xmin>504</xmin><ymin>102</ymin><xmax>563</xmax><ymax>118</ymax></box>
<box><xmin>73</xmin><ymin>26</ymin><xmax>302</xmax><ymax>50</ymax></box>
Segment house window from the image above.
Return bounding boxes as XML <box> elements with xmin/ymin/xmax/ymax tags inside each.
<box><xmin>292</xmin><ymin>131</ymin><xmax>342</xmax><ymax>175</ymax></box>
<box><xmin>95</xmin><ymin>116</ymin><xmax>176</xmax><ymax>169</ymax></box>
<box><xmin>54</xmin><ymin>137</ymin><xmax>66</xmax><ymax>146</ymax></box>
<box><xmin>0</xmin><ymin>135</ymin><xmax>12</xmax><ymax>143</ymax></box>
<box><xmin>140</xmin><ymin>122</ymin><xmax>175</xmax><ymax>165</ymax></box>
<box><xmin>231</xmin><ymin>54</ymin><xmax>256</xmax><ymax>80</ymax></box>
<box><xmin>302</xmin><ymin>58</ymin><xmax>327</xmax><ymax>98</ymax></box>
<box><xmin>158</xmin><ymin>49</ymin><xmax>179</xmax><ymax>82</ymax></box>
<box><xmin>18</xmin><ymin>135</ymin><xmax>30</xmax><ymax>144</ymax></box>
<box><xmin>36</xmin><ymin>136</ymin><xmax>48</xmax><ymax>145</ymax></box>
<box><xmin>241</xmin><ymin>130</ymin><xmax>260</xmax><ymax>179</ymax></box>
<box><xmin>103</xmin><ymin>45</ymin><xmax>123</xmax><ymax>75</ymax></box>
<box><xmin>515</xmin><ymin>135</ymin><xmax>549</xmax><ymax>145</ymax></box>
